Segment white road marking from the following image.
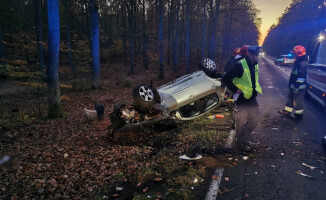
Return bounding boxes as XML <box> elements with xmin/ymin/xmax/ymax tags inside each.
<box><xmin>224</xmin><ymin>129</ymin><xmax>236</xmax><ymax>149</ymax></box>
<box><xmin>205</xmin><ymin>128</ymin><xmax>236</xmax><ymax>199</ymax></box>
<box><xmin>205</xmin><ymin>168</ymin><xmax>225</xmax><ymax>200</ymax></box>
<box><xmin>262</xmin><ymin>56</ymin><xmax>291</xmax><ymax>77</ymax></box>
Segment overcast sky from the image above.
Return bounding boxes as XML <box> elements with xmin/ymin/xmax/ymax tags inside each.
<box><xmin>252</xmin><ymin>0</ymin><xmax>292</xmax><ymax>45</ymax></box>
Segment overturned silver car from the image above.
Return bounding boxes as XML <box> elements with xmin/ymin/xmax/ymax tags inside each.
<box><xmin>108</xmin><ymin>58</ymin><xmax>226</xmax><ymax>133</ymax></box>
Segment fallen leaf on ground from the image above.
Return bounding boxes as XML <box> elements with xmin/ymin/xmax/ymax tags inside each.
<box><xmin>295</xmin><ymin>170</ymin><xmax>313</xmax><ymax>178</ymax></box>
<box><xmin>154</xmin><ymin>177</ymin><xmax>162</xmax><ymax>181</ymax></box>
<box><xmin>218</xmin><ymin>186</ymin><xmax>238</xmax><ymax>194</ymax></box>
<box><xmin>143</xmin><ymin>187</ymin><xmax>148</xmax><ymax>193</ymax></box>
<box><xmin>293</xmin><ymin>141</ymin><xmax>302</xmax><ymax>145</ymax></box>
<box><xmin>302</xmin><ymin>163</ymin><xmax>317</xmax><ymax>170</ymax></box>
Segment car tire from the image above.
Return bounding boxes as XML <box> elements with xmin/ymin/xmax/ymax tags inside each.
<box><xmin>200</xmin><ymin>58</ymin><xmax>218</xmax><ymax>78</ymax></box>
<box><xmin>133</xmin><ymin>85</ymin><xmax>155</xmax><ymax>108</ymax></box>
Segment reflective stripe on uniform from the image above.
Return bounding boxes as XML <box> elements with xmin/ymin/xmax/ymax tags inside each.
<box><xmin>292</xmin><ymin>70</ymin><xmax>298</xmax><ymax>75</ymax></box>
<box><xmin>285</xmin><ymin>106</ymin><xmax>293</xmax><ymax>112</ymax></box>
<box><xmin>296</xmin><ymin>78</ymin><xmax>305</xmax><ymax>83</ymax></box>
<box><xmin>295</xmin><ymin>110</ymin><xmax>304</xmax><ymax>114</ymax></box>
<box><xmin>298</xmin><ymin>85</ymin><xmax>306</xmax><ymax>89</ymax></box>
<box><xmin>290</xmin><ymin>84</ymin><xmax>295</xmax><ymax>89</ymax></box>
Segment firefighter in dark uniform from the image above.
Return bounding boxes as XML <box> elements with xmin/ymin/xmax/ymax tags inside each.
<box><xmin>222</xmin><ymin>45</ymin><xmax>262</xmax><ymax>152</ymax></box>
<box><xmin>279</xmin><ymin>45</ymin><xmax>307</xmax><ymax>120</ymax></box>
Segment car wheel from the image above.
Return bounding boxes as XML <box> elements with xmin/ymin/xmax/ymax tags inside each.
<box><xmin>133</xmin><ymin>85</ymin><xmax>155</xmax><ymax>108</ymax></box>
<box><xmin>200</xmin><ymin>58</ymin><xmax>217</xmax><ymax>78</ymax></box>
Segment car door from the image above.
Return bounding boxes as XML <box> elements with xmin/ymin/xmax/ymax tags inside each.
<box><xmin>307</xmin><ymin>40</ymin><xmax>326</xmax><ymax>107</ymax></box>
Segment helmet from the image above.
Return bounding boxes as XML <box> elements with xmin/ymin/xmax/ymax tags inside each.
<box><xmin>240</xmin><ymin>45</ymin><xmax>261</xmax><ymax>56</ymax></box>
<box><xmin>292</xmin><ymin>45</ymin><xmax>306</xmax><ymax>57</ymax></box>
<box><xmin>240</xmin><ymin>45</ymin><xmax>249</xmax><ymax>56</ymax></box>
<box><xmin>232</xmin><ymin>47</ymin><xmax>241</xmax><ymax>57</ymax></box>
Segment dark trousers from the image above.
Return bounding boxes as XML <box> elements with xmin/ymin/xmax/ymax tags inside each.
<box><xmin>284</xmin><ymin>89</ymin><xmax>305</xmax><ymax>116</ymax></box>
<box><xmin>233</xmin><ymin>103</ymin><xmax>260</xmax><ymax>148</ymax></box>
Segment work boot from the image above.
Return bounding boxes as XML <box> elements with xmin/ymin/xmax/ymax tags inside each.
<box><xmin>279</xmin><ymin>110</ymin><xmax>290</xmax><ymax>116</ymax></box>
<box><xmin>289</xmin><ymin>114</ymin><xmax>303</xmax><ymax>120</ymax></box>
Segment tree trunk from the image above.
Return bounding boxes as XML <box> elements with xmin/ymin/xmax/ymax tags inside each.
<box><xmin>0</xmin><ymin>27</ymin><xmax>4</xmax><ymax>63</ymax></box>
<box><xmin>172</xmin><ymin>0</ymin><xmax>180</xmax><ymax>72</ymax></box>
<box><xmin>46</xmin><ymin>0</ymin><xmax>65</xmax><ymax>118</ymax></box>
<box><xmin>35</xmin><ymin>0</ymin><xmax>45</xmax><ymax>72</ymax></box>
<box><xmin>63</xmin><ymin>0</ymin><xmax>75</xmax><ymax>75</ymax></box>
<box><xmin>185</xmin><ymin>0</ymin><xmax>190</xmax><ymax>74</ymax></box>
<box><xmin>142</xmin><ymin>0</ymin><xmax>148</xmax><ymax>70</ymax></box>
<box><xmin>89</xmin><ymin>0</ymin><xmax>100</xmax><ymax>89</ymax></box>
<box><xmin>201</xmin><ymin>0</ymin><xmax>207</xmax><ymax>59</ymax></box>
<box><xmin>209</xmin><ymin>0</ymin><xmax>221</xmax><ymax>60</ymax></box>
<box><xmin>167</xmin><ymin>0</ymin><xmax>174</xmax><ymax>67</ymax></box>
<box><xmin>128</xmin><ymin>0</ymin><xmax>135</xmax><ymax>74</ymax></box>
<box><xmin>122</xmin><ymin>1</ymin><xmax>127</xmax><ymax>66</ymax></box>
<box><xmin>158</xmin><ymin>0</ymin><xmax>164</xmax><ymax>79</ymax></box>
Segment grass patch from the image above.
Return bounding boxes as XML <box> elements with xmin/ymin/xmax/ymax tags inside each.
<box><xmin>0</xmin><ymin>112</ymin><xmax>36</xmax><ymax>133</ymax></box>
<box><xmin>117</xmin><ymin>79</ymin><xmax>134</xmax><ymax>88</ymax></box>
<box><xmin>107</xmin><ymin>104</ymin><xmax>233</xmax><ymax>199</ymax></box>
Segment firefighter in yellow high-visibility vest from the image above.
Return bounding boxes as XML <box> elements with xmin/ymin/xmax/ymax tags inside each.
<box><xmin>222</xmin><ymin>45</ymin><xmax>262</xmax><ymax>152</ymax></box>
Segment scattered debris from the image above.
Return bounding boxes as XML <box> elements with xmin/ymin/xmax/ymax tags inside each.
<box><xmin>266</xmin><ymin>147</ymin><xmax>272</xmax><ymax>151</ymax></box>
<box><xmin>95</xmin><ymin>103</ymin><xmax>105</xmax><ymax>120</ymax></box>
<box><xmin>224</xmin><ymin>177</ymin><xmax>229</xmax><ymax>181</ymax></box>
<box><xmin>0</xmin><ymin>155</ymin><xmax>10</xmax><ymax>165</ymax></box>
<box><xmin>179</xmin><ymin>154</ymin><xmax>202</xmax><ymax>160</ymax></box>
<box><xmin>116</xmin><ymin>186</ymin><xmax>123</xmax><ymax>191</ymax></box>
<box><xmin>280</xmin><ymin>153</ymin><xmax>285</xmax><ymax>156</ymax></box>
<box><xmin>207</xmin><ymin>114</ymin><xmax>225</xmax><ymax>119</ymax></box>
<box><xmin>218</xmin><ymin>186</ymin><xmax>238</xmax><ymax>194</ymax></box>
<box><xmin>180</xmin><ymin>141</ymin><xmax>203</xmax><ymax>160</ymax></box>
<box><xmin>302</xmin><ymin>163</ymin><xmax>317</xmax><ymax>170</ymax></box>
<box><xmin>295</xmin><ymin>170</ymin><xmax>313</xmax><ymax>178</ymax></box>
<box><xmin>272</xmin><ymin>128</ymin><xmax>278</xmax><ymax>130</ymax></box>
<box><xmin>293</xmin><ymin>141</ymin><xmax>302</xmax><ymax>145</ymax></box>
<box><xmin>254</xmin><ymin>172</ymin><xmax>258</xmax><ymax>175</ymax></box>
<box><xmin>84</xmin><ymin>108</ymin><xmax>97</xmax><ymax>121</ymax></box>
<box><xmin>242</xmin><ymin>156</ymin><xmax>249</xmax><ymax>160</ymax></box>
<box><xmin>215</xmin><ymin>114</ymin><xmax>225</xmax><ymax>119</ymax></box>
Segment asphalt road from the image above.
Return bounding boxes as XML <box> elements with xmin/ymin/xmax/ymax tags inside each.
<box><xmin>215</xmin><ymin>56</ymin><xmax>326</xmax><ymax>200</ymax></box>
